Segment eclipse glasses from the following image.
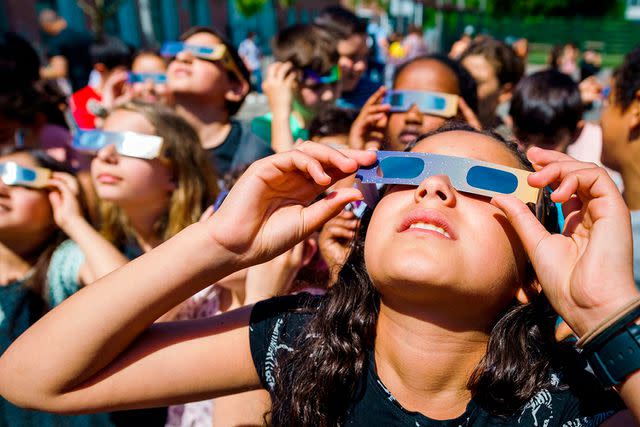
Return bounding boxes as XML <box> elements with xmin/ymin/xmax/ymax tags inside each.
<box><xmin>160</xmin><ymin>42</ymin><xmax>244</xmax><ymax>82</ymax></box>
<box><xmin>0</xmin><ymin>162</ymin><xmax>51</xmax><ymax>189</ymax></box>
<box><xmin>72</xmin><ymin>130</ymin><xmax>164</xmax><ymax>160</ymax></box>
<box><xmin>383</xmin><ymin>90</ymin><xmax>459</xmax><ymax>118</ymax></box>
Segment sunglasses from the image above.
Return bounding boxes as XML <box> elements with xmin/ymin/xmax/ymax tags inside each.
<box><xmin>72</xmin><ymin>130</ymin><xmax>165</xmax><ymax>160</ymax></box>
<box><xmin>356</xmin><ymin>151</ymin><xmax>540</xmax><ymax>206</ymax></box>
<box><xmin>383</xmin><ymin>90</ymin><xmax>459</xmax><ymax>118</ymax></box>
<box><xmin>0</xmin><ymin>162</ymin><xmax>51</xmax><ymax>189</ymax></box>
<box><xmin>160</xmin><ymin>42</ymin><xmax>245</xmax><ymax>83</ymax></box>
<box><xmin>301</xmin><ymin>65</ymin><xmax>341</xmax><ymax>85</ymax></box>
<box><xmin>128</xmin><ymin>72</ymin><xmax>167</xmax><ymax>84</ymax></box>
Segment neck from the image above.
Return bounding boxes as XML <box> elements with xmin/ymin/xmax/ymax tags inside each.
<box><xmin>374</xmin><ymin>296</ymin><xmax>491</xmax><ymax>420</ymax></box>
<box><xmin>175</xmin><ymin>100</ymin><xmax>231</xmax><ymax>149</ymax></box>
<box><xmin>621</xmin><ymin>160</ymin><xmax>640</xmax><ymax>211</ymax></box>
<box><xmin>120</xmin><ymin>203</ymin><xmax>166</xmax><ymax>252</ymax></box>
<box><xmin>0</xmin><ymin>240</ymin><xmax>37</xmax><ymax>285</ymax></box>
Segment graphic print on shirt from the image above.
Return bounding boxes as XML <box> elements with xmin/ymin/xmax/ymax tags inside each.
<box><xmin>263</xmin><ymin>317</ymin><xmax>293</xmax><ymax>389</ymax></box>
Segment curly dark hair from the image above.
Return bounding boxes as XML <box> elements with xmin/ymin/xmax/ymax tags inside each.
<box><xmin>270</xmin><ymin>121</ymin><xmax>569</xmax><ymax>425</ymax></box>
<box><xmin>393</xmin><ymin>54</ymin><xmax>479</xmax><ymax>114</ymax></box>
<box><xmin>613</xmin><ymin>44</ymin><xmax>640</xmax><ymax>112</ymax></box>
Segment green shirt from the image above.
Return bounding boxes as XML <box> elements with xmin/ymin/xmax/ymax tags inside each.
<box><xmin>251</xmin><ymin>113</ymin><xmax>309</xmax><ymax>145</ymax></box>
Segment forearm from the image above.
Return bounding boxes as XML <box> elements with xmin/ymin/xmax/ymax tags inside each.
<box><xmin>270</xmin><ymin>110</ymin><xmax>294</xmax><ymax>153</ymax></box>
<box><xmin>0</xmin><ymin>222</ymin><xmax>239</xmax><ymax>399</ymax></box>
<box><xmin>64</xmin><ymin>218</ymin><xmax>129</xmax><ymax>283</ymax></box>
<box><xmin>618</xmin><ymin>370</ymin><xmax>640</xmax><ymax>422</ymax></box>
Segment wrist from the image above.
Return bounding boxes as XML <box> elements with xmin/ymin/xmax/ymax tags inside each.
<box><xmin>59</xmin><ymin>215</ymin><xmax>89</xmax><ymax>236</ymax></box>
<box><xmin>569</xmin><ymin>287</ymin><xmax>640</xmax><ymax>338</ymax></box>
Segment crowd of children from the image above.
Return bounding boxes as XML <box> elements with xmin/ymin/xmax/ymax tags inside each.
<box><xmin>1</xmin><ymin>6</ymin><xmax>640</xmax><ymax>426</ymax></box>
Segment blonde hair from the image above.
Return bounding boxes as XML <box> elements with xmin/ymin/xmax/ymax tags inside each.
<box><xmin>99</xmin><ymin>101</ymin><xmax>218</xmax><ymax>248</ymax></box>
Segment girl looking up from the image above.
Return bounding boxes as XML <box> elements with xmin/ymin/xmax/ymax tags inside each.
<box><xmin>0</xmin><ymin>124</ymin><xmax>638</xmax><ymax>426</ymax></box>
<box><xmin>0</xmin><ymin>148</ymin><xmax>111</xmax><ymax>426</ymax></box>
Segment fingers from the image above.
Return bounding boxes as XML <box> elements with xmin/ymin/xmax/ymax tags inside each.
<box><xmin>363</xmin><ymin>86</ymin><xmax>387</xmax><ymax>108</ymax></box>
<box><xmin>302</xmin><ymin>187</ymin><xmax>364</xmax><ymax>236</ymax></box>
<box><xmin>491</xmin><ymin>195</ymin><xmax>550</xmax><ymax>262</ymax></box>
<box><xmin>50</xmin><ymin>172</ymin><xmax>80</xmax><ymax>195</ymax></box>
<box><xmin>529</xmin><ymin>161</ymin><xmax>614</xmax><ymax>203</ymax></box>
<box><xmin>295</xmin><ymin>141</ymin><xmax>377</xmax><ymax>173</ymax></box>
<box><xmin>526</xmin><ymin>146</ymin><xmax>577</xmax><ymax>167</ymax></box>
<box><xmin>457</xmin><ymin>97</ymin><xmax>482</xmax><ymax>130</ymax></box>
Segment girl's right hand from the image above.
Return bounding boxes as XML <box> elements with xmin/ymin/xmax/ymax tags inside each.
<box><xmin>48</xmin><ymin>172</ymin><xmax>85</xmax><ymax>232</ymax></box>
<box><xmin>349</xmin><ymin>86</ymin><xmax>390</xmax><ymax>150</ymax></box>
<box><xmin>208</xmin><ymin>142</ymin><xmax>376</xmax><ymax>267</ymax></box>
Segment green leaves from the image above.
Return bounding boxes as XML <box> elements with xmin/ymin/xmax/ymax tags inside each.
<box><xmin>235</xmin><ymin>0</ymin><xmax>269</xmax><ymax>17</ymax></box>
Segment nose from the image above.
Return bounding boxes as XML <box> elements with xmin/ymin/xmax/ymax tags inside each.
<box><xmin>96</xmin><ymin>144</ymin><xmax>119</xmax><ymax>164</ymax></box>
<box><xmin>404</xmin><ymin>104</ymin><xmax>423</xmax><ymax>125</ymax></box>
<box><xmin>175</xmin><ymin>49</ymin><xmax>194</xmax><ymax>63</ymax></box>
<box><xmin>414</xmin><ymin>175</ymin><xmax>456</xmax><ymax>207</ymax></box>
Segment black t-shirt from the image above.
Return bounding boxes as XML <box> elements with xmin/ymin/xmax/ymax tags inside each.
<box><xmin>46</xmin><ymin>28</ymin><xmax>94</xmax><ymax>92</ymax></box>
<box><xmin>249</xmin><ymin>294</ymin><xmax>625</xmax><ymax>426</ymax></box>
<box><xmin>206</xmin><ymin>119</ymin><xmax>273</xmax><ymax>178</ymax></box>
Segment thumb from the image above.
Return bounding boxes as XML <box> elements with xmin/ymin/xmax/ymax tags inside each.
<box><xmin>491</xmin><ymin>195</ymin><xmax>549</xmax><ymax>262</ymax></box>
<box><xmin>301</xmin><ymin>187</ymin><xmax>364</xmax><ymax>236</ymax></box>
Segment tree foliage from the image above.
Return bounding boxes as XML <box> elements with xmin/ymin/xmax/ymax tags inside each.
<box><xmin>235</xmin><ymin>0</ymin><xmax>269</xmax><ymax>17</ymax></box>
<box><xmin>487</xmin><ymin>0</ymin><xmax>624</xmax><ymax>18</ymax></box>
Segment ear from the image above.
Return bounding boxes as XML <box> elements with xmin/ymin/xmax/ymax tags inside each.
<box><xmin>629</xmin><ymin>90</ymin><xmax>640</xmax><ymax>142</ymax></box>
<box><xmin>94</xmin><ymin>63</ymin><xmax>106</xmax><ymax>73</ymax></box>
<box><xmin>224</xmin><ymin>77</ymin><xmax>250</xmax><ymax>104</ymax></box>
<box><xmin>498</xmin><ymin>82</ymin><xmax>514</xmax><ymax>104</ymax></box>
<box><xmin>301</xmin><ymin>237</ymin><xmax>318</xmax><ymax>267</ymax></box>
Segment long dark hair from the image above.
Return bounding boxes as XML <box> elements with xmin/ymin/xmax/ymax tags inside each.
<box><xmin>271</xmin><ymin>122</ymin><xmax>570</xmax><ymax>425</ymax></box>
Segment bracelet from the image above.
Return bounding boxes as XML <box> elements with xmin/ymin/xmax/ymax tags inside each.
<box><xmin>577</xmin><ymin>295</ymin><xmax>640</xmax><ymax>348</ymax></box>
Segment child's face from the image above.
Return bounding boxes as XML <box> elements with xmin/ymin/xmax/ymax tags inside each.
<box><xmin>365</xmin><ymin>131</ymin><xmax>528</xmax><ymax>314</ymax></box>
<box><xmin>461</xmin><ymin>54</ymin><xmax>501</xmax><ymax>125</ymax></box>
<box><xmin>131</xmin><ymin>54</ymin><xmax>171</xmax><ymax>105</ymax></box>
<box><xmin>386</xmin><ymin>59</ymin><xmax>460</xmax><ymax>151</ymax></box>
<box><xmin>296</xmin><ymin>79</ymin><xmax>341</xmax><ymax>114</ymax></box>
<box><xmin>91</xmin><ymin>110</ymin><xmax>175</xmax><ymax>208</ymax></box>
<box><xmin>166</xmin><ymin>33</ymin><xmax>234</xmax><ymax>108</ymax></box>
<box><xmin>337</xmin><ymin>34</ymin><xmax>369</xmax><ymax>92</ymax></box>
<box><xmin>600</xmin><ymin>84</ymin><xmax>636</xmax><ymax>172</ymax></box>
<box><xmin>0</xmin><ymin>152</ymin><xmax>55</xmax><ymax>239</ymax></box>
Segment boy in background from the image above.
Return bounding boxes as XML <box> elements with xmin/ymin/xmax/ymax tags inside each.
<box><xmin>253</xmin><ymin>24</ymin><xmax>341</xmax><ymax>152</ymax></box>
<box><xmin>166</xmin><ymin>26</ymin><xmax>272</xmax><ymax>176</ymax></box>
<box><xmin>69</xmin><ymin>36</ymin><xmax>131</xmax><ymax>129</ymax></box>
<box><xmin>315</xmin><ymin>6</ymin><xmax>381</xmax><ymax>109</ymax></box>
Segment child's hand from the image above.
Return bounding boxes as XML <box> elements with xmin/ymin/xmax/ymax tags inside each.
<box><xmin>318</xmin><ymin>210</ymin><xmax>359</xmax><ymax>283</ymax></box>
<box><xmin>349</xmin><ymin>86</ymin><xmax>390</xmax><ymax>150</ymax></box>
<box><xmin>579</xmin><ymin>76</ymin><xmax>603</xmax><ymax>105</ymax></box>
<box><xmin>101</xmin><ymin>69</ymin><xmax>132</xmax><ymax>110</ymax></box>
<box><xmin>491</xmin><ymin>148</ymin><xmax>639</xmax><ymax>338</ymax></box>
<box><xmin>208</xmin><ymin>142</ymin><xmax>376</xmax><ymax>267</ymax></box>
<box><xmin>48</xmin><ymin>172</ymin><xmax>84</xmax><ymax>232</ymax></box>
<box><xmin>244</xmin><ymin>241</ymin><xmax>306</xmax><ymax>304</ymax></box>
<box><xmin>262</xmin><ymin>61</ymin><xmax>296</xmax><ymax>116</ymax></box>
<box><xmin>457</xmin><ymin>97</ymin><xmax>482</xmax><ymax>130</ymax></box>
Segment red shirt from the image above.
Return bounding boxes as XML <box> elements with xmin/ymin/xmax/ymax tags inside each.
<box><xmin>70</xmin><ymin>86</ymin><xmax>101</xmax><ymax>129</ymax></box>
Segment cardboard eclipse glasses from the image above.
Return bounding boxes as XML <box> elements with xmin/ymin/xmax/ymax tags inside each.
<box><xmin>0</xmin><ymin>162</ymin><xmax>51</xmax><ymax>189</ymax></box>
<box><xmin>356</xmin><ymin>151</ymin><xmax>540</xmax><ymax>207</ymax></box>
<box><xmin>128</xmin><ymin>72</ymin><xmax>167</xmax><ymax>84</ymax></box>
<box><xmin>383</xmin><ymin>90</ymin><xmax>459</xmax><ymax>118</ymax></box>
<box><xmin>72</xmin><ymin>130</ymin><xmax>164</xmax><ymax>160</ymax></box>
<box><xmin>160</xmin><ymin>41</ymin><xmax>244</xmax><ymax>82</ymax></box>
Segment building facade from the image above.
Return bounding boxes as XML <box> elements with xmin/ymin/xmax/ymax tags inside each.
<box><xmin>1</xmin><ymin>0</ymin><xmax>337</xmax><ymax>54</ymax></box>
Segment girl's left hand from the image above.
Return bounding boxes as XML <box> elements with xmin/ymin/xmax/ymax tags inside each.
<box><xmin>48</xmin><ymin>172</ymin><xmax>84</xmax><ymax>232</ymax></box>
<box><xmin>491</xmin><ymin>148</ymin><xmax>639</xmax><ymax>337</ymax></box>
